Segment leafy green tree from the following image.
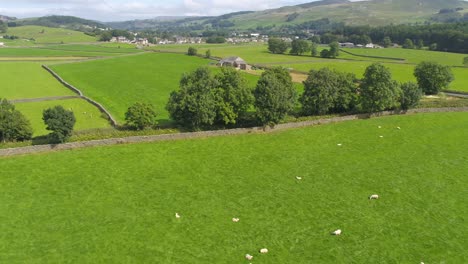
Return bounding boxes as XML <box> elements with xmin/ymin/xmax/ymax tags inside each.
<box><xmin>205</xmin><ymin>49</ymin><xmax>211</xmax><ymax>58</ymax></box>
<box><xmin>0</xmin><ymin>99</ymin><xmax>33</xmax><ymax>142</ymax></box>
<box><xmin>310</xmin><ymin>35</ymin><xmax>321</xmax><ymax>44</ymax></box>
<box><xmin>383</xmin><ymin>36</ymin><xmax>392</xmax><ymax>48</ymax></box>
<box><xmin>329</xmin><ymin>41</ymin><xmax>340</xmax><ymax>58</ymax></box>
<box><xmin>301</xmin><ymin>68</ymin><xmax>357</xmax><ymax>115</ymax></box>
<box><xmin>0</xmin><ymin>21</ymin><xmax>8</xmax><ymax>34</ymax></box>
<box><xmin>320</xmin><ymin>49</ymin><xmax>330</xmax><ymax>58</ymax></box>
<box><xmin>99</xmin><ymin>31</ymin><xmax>112</xmax><ymax>41</ymax></box>
<box><xmin>429</xmin><ymin>43</ymin><xmax>438</xmax><ymax>51</ymax></box>
<box><xmin>403</xmin><ymin>38</ymin><xmax>414</xmax><ymax>49</ymax></box>
<box><xmin>268</xmin><ymin>38</ymin><xmax>288</xmax><ymax>54</ymax></box>
<box><xmin>463</xmin><ymin>57</ymin><xmax>468</xmax><ymax>67</ymax></box>
<box><xmin>360</xmin><ymin>63</ymin><xmax>401</xmax><ymax>113</ymax></box>
<box><xmin>400</xmin><ymin>82</ymin><xmax>423</xmax><ymax>110</ymax></box>
<box><xmin>254</xmin><ymin>67</ymin><xmax>297</xmax><ymax>125</ymax></box>
<box><xmin>187</xmin><ymin>47</ymin><xmax>197</xmax><ymax>56</ymax></box>
<box><xmin>311</xmin><ymin>42</ymin><xmax>319</xmax><ymax>57</ymax></box>
<box><xmin>125</xmin><ymin>102</ymin><xmax>158</xmax><ymax>130</ymax></box>
<box><xmin>289</xmin><ymin>39</ymin><xmax>310</xmax><ymax>55</ymax></box>
<box><xmin>414</xmin><ymin>61</ymin><xmax>454</xmax><ymax>95</ymax></box>
<box><xmin>42</xmin><ymin>105</ymin><xmax>76</xmax><ymax>143</ymax></box>
<box><xmin>416</xmin><ymin>39</ymin><xmax>424</xmax><ymax>50</ymax></box>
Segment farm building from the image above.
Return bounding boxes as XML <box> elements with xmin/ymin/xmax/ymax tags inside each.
<box><xmin>0</xmin><ymin>42</ymin><xmax>4</xmax><ymax>47</ymax></box>
<box><xmin>219</xmin><ymin>57</ymin><xmax>251</xmax><ymax>70</ymax></box>
<box><xmin>340</xmin><ymin>42</ymin><xmax>355</xmax><ymax>48</ymax></box>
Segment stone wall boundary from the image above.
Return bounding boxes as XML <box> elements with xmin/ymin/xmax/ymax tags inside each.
<box><xmin>1</xmin><ymin>107</ymin><xmax>467</xmax><ymax>157</ymax></box>
<box><xmin>42</xmin><ymin>65</ymin><xmax>119</xmax><ymax>126</ymax></box>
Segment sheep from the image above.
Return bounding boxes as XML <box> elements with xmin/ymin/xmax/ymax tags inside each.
<box><xmin>378</xmin><ymin>126</ymin><xmax>382</xmax><ymax>129</ymax></box>
<box><xmin>259</xmin><ymin>248</ymin><xmax>268</xmax><ymax>254</ymax></box>
<box><xmin>175</xmin><ymin>213</ymin><xmax>181</xmax><ymax>219</ymax></box>
<box><xmin>379</xmin><ymin>136</ymin><xmax>384</xmax><ymax>138</ymax></box>
<box><xmin>332</xmin><ymin>229</ymin><xmax>342</xmax><ymax>235</ymax></box>
<box><xmin>245</xmin><ymin>254</ymin><xmax>253</xmax><ymax>260</ymax></box>
<box><xmin>369</xmin><ymin>194</ymin><xmax>379</xmax><ymax>200</ymax></box>
<box><xmin>296</xmin><ymin>176</ymin><xmax>302</xmax><ymax>180</ymax></box>
<box><xmin>337</xmin><ymin>143</ymin><xmax>342</xmax><ymax>146</ymax></box>
<box><xmin>232</xmin><ymin>218</ymin><xmax>240</xmax><ymax>222</ymax></box>
<box><xmin>397</xmin><ymin>127</ymin><xmax>401</xmax><ymax>130</ymax></box>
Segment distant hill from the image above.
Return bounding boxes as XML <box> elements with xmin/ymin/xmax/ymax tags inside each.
<box><xmin>107</xmin><ymin>0</ymin><xmax>468</xmax><ymax>31</ymax></box>
<box><xmin>6</xmin><ymin>25</ymin><xmax>98</xmax><ymax>44</ymax></box>
<box><xmin>14</xmin><ymin>15</ymin><xmax>107</xmax><ymax>32</ymax></box>
<box><xmin>0</xmin><ymin>15</ymin><xmax>17</xmax><ymax>22</ymax></box>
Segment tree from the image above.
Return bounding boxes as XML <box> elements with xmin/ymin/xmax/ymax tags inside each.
<box><xmin>0</xmin><ymin>99</ymin><xmax>33</xmax><ymax>142</ymax></box>
<box><xmin>360</xmin><ymin>63</ymin><xmax>401</xmax><ymax>113</ymax></box>
<box><xmin>300</xmin><ymin>68</ymin><xmax>357</xmax><ymax>115</ymax></box>
<box><xmin>463</xmin><ymin>57</ymin><xmax>468</xmax><ymax>67</ymax></box>
<box><xmin>311</xmin><ymin>42</ymin><xmax>319</xmax><ymax>57</ymax></box>
<box><xmin>382</xmin><ymin>36</ymin><xmax>392</xmax><ymax>48</ymax></box>
<box><xmin>42</xmin><ymin>106</ymin><xmax>76</xmax><ymax>143</ymax></box>
<box><xmin>329</xmin><ymin>41</ymin><xmax>340</xmax><ymax>58</ymax></box>
<box><xmin>400</xmin><ymin>82</ymin><xmax>422</xmax><ymax>110</ymax></box>
<box><xmin>205</xmin><ymin>49</ymin><xmax>211</xmax><ymax>59</ymax></box>
<box><xmin>416</xmin><ymin>39</ymin><xmax>424</xmax><ymax>50</ymax></box>
<box><xmin>99</xmin><ymin>31</ymin><xmax>112</xmax><ymax>41</ymax></box>
<box><xmin>403</xmin><ymin>39</ymin><xmax>414</xmax><ymax>49</ymax></box>
<box><xmin>125</xmin><ymin>102</ymin><xmax>158</xmax><ymax>130</ymax></box>
<box><xmin>289</xmin><ymin>39</ymin><xmax>310</xmax><ymax>55</ymax></box>
<box><xmin>254</xmin><ymin>67</ymin><xmax>297</xmax><ymax>125</ymax></box>
<box><xmin>0</xmin><ymin>21</ymin><xmax>8</xmax><ymax>34</ymax></box>
<box><xmin>414</xmin><ymin>61</ymin><xmax>454</xmax><ymax>95</ymax></box>
<box><xmin>310</xmin><ymin>35</ymin><xmax>321</xmax><ymax>44</ymax></box>
<box><xmin>187</xmin><ymin>47</ymin><xmax>197</xmax><ymax>56</ymax></box>
<box><xmin>268</xmin><ymin>38</ymin><xmax>288</xmax><ymax>54</ymax></box>
<box><xmin>429</xmin><ymin>43</ymin><xmax>438</xmax><ymax>51</ymax></box>
<box><xmin>320</xmin><ymin>49</ymin><xmax>330</xmax><ymax>58</ymax></box>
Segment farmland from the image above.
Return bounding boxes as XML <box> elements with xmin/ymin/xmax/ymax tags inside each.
<box><xmin>0</xmin><ymin>112</ymin><xmax>466</xmax><ymax>262</ymax></box>
<box><xmin>6</xmin><ymin>25</ymin><xmax>97</xmax><ymax>44</ymax></box>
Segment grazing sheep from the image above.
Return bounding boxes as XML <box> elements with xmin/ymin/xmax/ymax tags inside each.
<box><xmin>337</xmin><ymin>143</ymin><xmax>342</xmax><ymax>146</ymax></box>
<box><xmin>379</xmin><ymin>136</ymin><xmax>384</xmax><ymax>138</ymax></box>
<box><xmin>332</xmin><ymin>229</ymin><xmax>342</xmax><ymax>235</ymax></box>
<box><xmin>232</xmin><ymin>218</ymin><xmax>240</xmax><ymax>222</ymax></box>
<box><xmin>175</xmin><ymin>213</ymin><xmax>181</xmax><ymax>219</ymax></box>
<box><xmin>369</xmin><ymin>194</ymin><xmax>379</xmax><ymax>200</ymax></box>
<box><xmin>397</xmin><ymin>127</ymin><xmax>401</xmax><ymax>130</ymax></box>
<box><xmin>259</xmin><ymin>248</ymin><xmax>268</xmax><ymax>254</ymax></box>
<box><xmin>245</xmin><ymin>254</ymin><xmax>253</xmax><ymax>260</ymax></box>
<box><xmin>296</xmin><ymin>176</ymin><xmax>302</xmax><ymax>180</ymax></box>
<box><xmin>378</xmin><ymin>126</ymin><xmax>382</xmax><ymax>128</ymax></box>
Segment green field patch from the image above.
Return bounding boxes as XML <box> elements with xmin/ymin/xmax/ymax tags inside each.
<box><xmin>15</xmin><ymin>99</ymin><xmax>111</xmax><ymax>136</ymax></box>
<box><xmin>0</xmin><ymin>62</ymin><xmax>75</xmax><ymax>100</ymax></box>
<box><xmin>7</xmin><ymin>26</ymin><xmax>97</xmax><ymax>44</ymax></box>
<box><xmin>450</xmin><ymin>68</ymin><xmax>468</xmax><ymax>92</ymax></box>
<box><xmin>40</xmin><ymin>44</ymin><xmax>144</xmax><ymax>54</ymax></box>
<box><xmin>51</xmin><ymin>53</ymin><xmax>212</xmax><ymax>122</ymax></box>
<box><xmin>0</xmin><ymin>112</ymin><xmax>466</xmax><ymax>262</ymax></box>
<box><xmin>0</xmin><ymin>47</ymin><xmax>132</xmax><ymax>57</ymax></box>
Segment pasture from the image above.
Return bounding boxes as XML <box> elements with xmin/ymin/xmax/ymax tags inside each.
<box><xmin>6</xmin><ymin>26</ymin><xmax>97</xmax><ymax>44</ymax></box>
<box><xmin>15</xmin><ymin>99</ymin><xmax>112</xmax><ymax>136</ymax></box>
<box><xmin>0</xmin><ymin>112</ymin><xmax>466</xmax><ymax>263</ymax></box>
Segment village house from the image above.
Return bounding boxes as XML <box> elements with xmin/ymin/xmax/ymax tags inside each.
<box><xmin>219</xmin><ymin>57</ymin><xmax>251</xmax><ymax>70</ymax></box>
<box><xmin>340</xmin><ymin>42</ymin><xmax>355</xmax><ymax>48</ymax></box>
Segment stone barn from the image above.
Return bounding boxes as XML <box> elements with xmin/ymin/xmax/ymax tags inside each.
<box><xmin>219</xmin><ymin>57</ymin><xmax>251</xmax><ymax>70</ymax></box>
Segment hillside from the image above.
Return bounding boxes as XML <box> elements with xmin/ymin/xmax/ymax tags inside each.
<box><xmin>6</xmin><ymin>26</ymin><xmax>97</xmax><ymax>44</ymax></box>
<box><xmin>108</xmin><ymin>0</ymin><xmax>468</xmax><ymax>30</ymax></box>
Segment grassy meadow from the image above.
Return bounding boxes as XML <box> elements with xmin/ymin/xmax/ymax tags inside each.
<box><xmin>6</xmin><ymin>26</ymin><xmax>97</xmax><ymax>44</ymax></box>
<box><xmin>15</xmin><ymin>99</ymin><xmax>112</xmax><ymax>136</ymax></box>
<box><xmin>0</xmin><ymin>112</ymin><xmax>466</xmax><ymax>263</ymax></box>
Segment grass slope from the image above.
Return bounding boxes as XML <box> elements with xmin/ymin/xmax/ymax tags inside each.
<box><xmin>0</xmin><ymin>62</ymin><xmax>75</xmax><ymax>100</ymax></box>
<box><xmin>50</xmin><ymin>53</ymin><xmax>212</xmax><ymax>123</ymax></box>
<box><xmin>0</xmin><ymin>112</ymin><xmax>466</xmax><ymax>262</ymax></box>
<box><xmin>15</xmin><ymin>99</ymin><xmax>112</xmax><ymax>136</ymax></box>
<box><xmin>7</xmin><ymin>26</ymin><xmax>97</xmax><ymax>44</ymax></box>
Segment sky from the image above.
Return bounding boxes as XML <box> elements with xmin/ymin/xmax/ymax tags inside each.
<box><xmin>0</xmin><ymin>0</ymin><xmax>363</xmax><ymax>22</ymax></box>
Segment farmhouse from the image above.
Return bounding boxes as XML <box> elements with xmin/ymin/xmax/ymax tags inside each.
<box><xmin>340</xmin><ymin>42</ymin><xmax>355</xmax><ymax>48</ymax></box>
<box><xmin>219</xmin><ymin>57</ymin><xmax>251</xmax><ymax>70</ymax></box>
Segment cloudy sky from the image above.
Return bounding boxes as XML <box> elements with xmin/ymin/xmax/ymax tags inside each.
<box><xmin>0</xmin><ymin>0</ymin><xmax>362</xmax><ymax>22</ymax></box>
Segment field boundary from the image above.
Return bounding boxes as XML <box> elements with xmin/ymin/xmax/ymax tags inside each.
<box><xmin>1</xmin><ymin>107</ymin><xmax>467</xmax><ymax>157</ymax></box>
<box><xmin>339</xmin><ymin>49</ymin><xmax>406</xmax><ymax>62</ymax></box>
<box><xmin>41</xmin><ymin>65</ymin><xmax>118</xmax><ymax>126</ymax></box>
<box><xmin>11</xmin><ymin>95</ymin><xmax>80</xmax><ymax>103</ymax></box>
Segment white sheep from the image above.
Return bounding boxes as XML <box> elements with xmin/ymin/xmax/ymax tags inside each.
<box><xmin>259</xmin><ymin>248</ymin><xmax>268</xmax><ymax>254</ymax></box>
<box><xmin>379</xmin><ymin>136</ymin><xmax>384</xmax><ymax>138</ymax></box>
<box><xmin>397</xmin><ymin>126</ymin><xmax>401</xmax><ymax>130</ymax></box>
<box><xmin>175</xmin><ymin>213</ymin><xmax>181</xmax><ymax>219</ymax></box>
<box><xmin>337</xmin><ymin>143</ymin><xmax>342</xmax><ymax>146</ymax></box>
<box><xmin>332</xmin><ymin>229</ymin><xmax>342</xmax><ymax>235</ymax></box>
<box><xmin>369</xmin><ymin>194</ymin><xmax>379</xmax><ymax>200</ymax></box>
<box><xmin>232</xmin><ymin>218</ymin><xmax>240</xmax><ymax>222</ymax></box>
<box><xmin>296</xmin><ymin>176</ymin><xmax>302</xmax><ymax>180</ymax></box>
<box><xmin>245</xmin><ymin>254</ymin><xmax>253</xmax><ymax>260</ymax></box>
<box><xmin>378</xmin><ymin>126</ymin><xmax>382</xmax><ymax>128</ymax></box>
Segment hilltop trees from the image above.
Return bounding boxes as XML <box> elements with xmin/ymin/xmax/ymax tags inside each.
<box><xmin>414</xmin><ymin>61</ymin><xmax>454</xmax><ymax>94</ymax></box>
<box><xmin>43</xmin><ymin>105</ymin><xmax>76</xmax><ymax>143</ymax></box>
<box><xmin>268</xmin><ymin>38</ymin><xmax>289</xmax><ymax>54</ymax></box>
<box><xmin>125</xmin><ymin>102</ymin><xmax>158</xmax><ymax>130</ymax></box>
<box><xmin>0</xmin><ymin>99</ymin><xmax>33</xmax><ymax>142</ymax></box>
<box><xmin>254</xmin><ymin>67</ymin><xmax>297</xmax><ymax>125</ymax></box>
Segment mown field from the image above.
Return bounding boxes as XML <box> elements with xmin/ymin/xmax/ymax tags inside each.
<box><xmin>0</xmin><ymin>112</ymin><xmax>466</xmax><ymax>263</ymax></box>
<box><xmin>6</xmin><ymin>26</ymin><xmax>97</xmax><ymax>44</ymax></box>
<box><xmin>15</xmin><ymin>99</ymin><xmax>111</xmax><ymax>136</ymax></box>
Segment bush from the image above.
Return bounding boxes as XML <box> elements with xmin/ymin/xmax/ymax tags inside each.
<box><xmin>301</xmin><ymin>68</ymin><xmax>357</xmax><ymax>115</ymax></box>
<box><xmin>125</xmin><ymin>102</ymin><xmax>158</xmax><ymax>130</ymax></box>
<box><xmin>254</xmin><ymin>67</ymin><xmax>297</xmax><ymax>125</ymax></box>
<box><xmin>400</xmin><ymin>82</ymin><xmax>423</xmax><ymax>110</ymax></box>
<box><xmin>360</xmin><ymin>63</ymin><xmax>401</xmax><ymax>113</ymax></box>
<box><xmin>187</xmin><ymin>47</ymin><xmax>197</xmax><ymax>56</ymax></box>
<box><xmin>320</xmin><ymin>49</ymin><xmax>330</xmax><ymax>58</ymax></box>
<box><xmin>0</xmin><ymin>99</ymin><xmax>33</xmax><ymax>142</ymax></box>
<box><xmin>42</xmin><ymin>105</ymin><xmax>76</xmax><ymax>143</ymax></box>
<box><xmin>205</xmin><ymin>49</ymin><xmax>211</xmax><ymax>58</ymax></box>
<box><xmin>414</xmin><ymin>61</ymin><xmax>454</xmax><ymax>95</ymax></box>
<box><xmin>268</xmin><ymin>38</ymin><xmax>289</xmax><ymax>54</ymax></box>
<box><xmin>403</xmin><ymin>39</ymin><xmax>414</xmax><ymax>49</ymax></box>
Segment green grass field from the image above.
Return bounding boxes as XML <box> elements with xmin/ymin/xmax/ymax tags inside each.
<box><xmin>0</xmin><ymin>112</ymin><xmax>466</xmax><ymax>263</ymax></box>
<box><xmin>0</xmin><ymin>62</ymin><xmax>75</xmax><ymax>99</ymax></box>
<box><xmin>15</xmin><ymin>99</ymin><xmax>112</xmax><ymax>136</ymax></box>
<box><xmin>50</xmin><ymin>53</ymin><xmax>214</xmax><ymax>122</ymax></box>
<box><xmin>39</xmin><ymin>44</ymin><xmax>143</xmax><ymax>54</ymax></box>
<box><xmin>6</xmin><ymin>26</ymin><xmax>97</xmax><ymax>44</ymax></box>
<box><xmin>0</xmin><ymin>47</ymin><xmax>139</xmax><ymax>58</ymax></box>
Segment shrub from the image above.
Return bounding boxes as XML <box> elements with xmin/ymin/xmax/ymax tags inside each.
<box><xmin>205</xmin><ymin>49</ymin><xmax>211</xmax><ymax>58</ymax></box>
<box><xmin>414</xmin><ymin>61</ymin><xmax>454</xmax><ymax>95</ymax></box>
<box><xmin>187</xmin><ymin>47</ymin><xmax>197</xmax><ymax>56</ymax></box>
<box><xmin>125</xmin><ymin>102</ymin><xmax>158</xmax><ymax>130</ymax></box>
<box><xmin>400</xmin><ymin>82</ymin><xmax>423</xmax><ymax>110</ymax></box>
<box><xmin>42</xmin><ymin>105</ymin><xmax>76</xmax><ymax>143</ymax></box>
<box><xmin>0</xmin><ymin>99</ymin><xmax>33</xmax><ymax>142</ymax></box>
